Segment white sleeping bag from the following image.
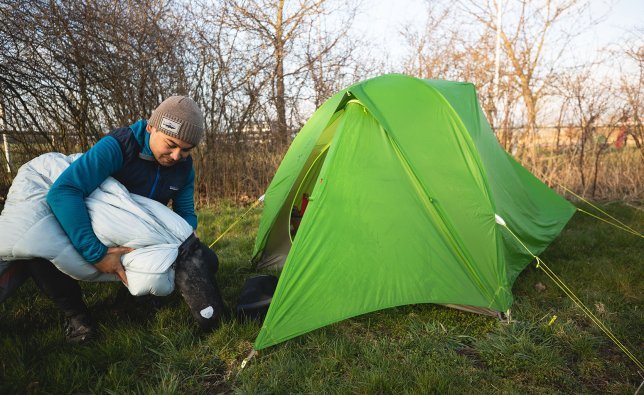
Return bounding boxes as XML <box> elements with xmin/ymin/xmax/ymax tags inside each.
<box><xmin>0</xmin><ymin>153</ymin><xmax>193</xmax><ymax>296</ymax></box>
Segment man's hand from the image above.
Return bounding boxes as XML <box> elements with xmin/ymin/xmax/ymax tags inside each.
<box><xmin>94</xmin><ymin>246</ymin><xmax>134</xmax><ymax>286</ymax></box>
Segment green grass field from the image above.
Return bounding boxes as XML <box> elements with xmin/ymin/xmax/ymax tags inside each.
<box><xmin>1</xmin><ymin>202</ymin><xmax>642</xmax><ymax>393</ymax></box>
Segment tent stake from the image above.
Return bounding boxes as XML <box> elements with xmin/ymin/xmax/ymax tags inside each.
<box><xmin>239</xmin><ymin>349</ymin><xmax>258</xmax><ymax>374</ymax></box>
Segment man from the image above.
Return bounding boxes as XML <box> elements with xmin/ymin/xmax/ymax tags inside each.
<box><xmin>20</xmin><ymin>96</ymin><xmax>225</xmax><ymax>342</ymax></box>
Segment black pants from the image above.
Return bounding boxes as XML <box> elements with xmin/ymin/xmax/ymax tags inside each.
<box><xmin>23</xmin><ymin>258</ymin><xmax>89</xmax><ymax>317</ymax></box>
<box><xmin>20</xmin><ymin>242</ymin><xmax>223</xmax><ymax>329</ymax></box>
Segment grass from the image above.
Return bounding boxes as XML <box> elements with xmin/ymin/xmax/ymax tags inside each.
<box><xmin>1</xmin><ymin>201</ymin><xmax>642</xmax><ymax>393</ymax></box>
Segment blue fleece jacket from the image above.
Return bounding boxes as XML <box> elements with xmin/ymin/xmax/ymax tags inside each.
<box><xmin>47</xmin><ymin>120</ymin><xmax>197</xmax><ymax>264</ymax></box>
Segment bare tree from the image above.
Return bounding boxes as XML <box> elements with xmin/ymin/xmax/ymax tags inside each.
<box><xmin>463</xmin><ymin>0</ymin><xmax>596</xmax><ymax>163</ymax></box>
<box><xmin>179</xmin><ymin>0</ymin><xmax>367</xmax><ymax>201</ymax></box>
<box><xmin>401</xmin><ymin>3</ymin><xmax>460</xmax><ymax>80</ymax></box>
<box><xmin>0</xmin><ymin>0</ymin><xmax>188</xmax><ymax>152</ymax></box>
<box><xmin>614</xmin><ymin>29</ymin><xmax>644</xmax><ymax>152</ymax></box>
<box><xmin>557</xmin><ymin>69</ymin><xmax>611</xmax><ymax>194</ymax></box>
<box><xmin>221</xmin><ymin>0</ymin><xmax>360</xmax><ymax>146</ymax></box>
<box><xmin>303</xmin><ymin>9</ymin><xmax>370</xmax><ymax>108</ymax></box>
<box><xmin>400</xmin><ymin>1</ymin><xmax>522</xmax><ymax>150</ymax></box>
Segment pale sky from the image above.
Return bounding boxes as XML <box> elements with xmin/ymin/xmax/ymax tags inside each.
<box><xmin>354</xmin><ymin>0</ymin><xmax>643</xmax><ymax>67</ymax></box>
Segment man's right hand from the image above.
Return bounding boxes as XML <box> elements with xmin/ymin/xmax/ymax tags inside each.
<box><xmin>94</xmin><ymin>246</ymin><xmax>134</xmax><ymax>286</ymax></box>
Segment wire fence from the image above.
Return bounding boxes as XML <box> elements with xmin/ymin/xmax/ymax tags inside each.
<box><xmin>1</xmin><ymin>125</ymin><xmax>642</xmax><ymax>209</ymax></box>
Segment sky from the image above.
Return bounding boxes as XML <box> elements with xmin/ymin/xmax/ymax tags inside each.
<box><xmin>353</xmin><ymin>0</ymin><xmax>643</xmax><ymax>67</ymax></box>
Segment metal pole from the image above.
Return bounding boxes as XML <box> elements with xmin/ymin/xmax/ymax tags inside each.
<box><xmin>493</xmin><ymin>0</ymin><xmax>503</xmax><ymax>131</ymax></box>
<box><xmin>3</xmin><ymin>133</ymin><xmax>10</xmax><ymax>174</ymax></box>
<box><xmin>0</xmin><ymin>99</ymin><xmax>10</xmax><ymax>174</ymax></box>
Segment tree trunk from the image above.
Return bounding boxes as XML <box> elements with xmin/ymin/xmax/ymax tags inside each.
<box><xmin>525</xmin><ymin>94</ymin><xmax>539</xmax><ymax>166</ymax></box>
<box><xmin>591</xmin><ymin>141</ymin><xmax>607</xmax><ymax>198</ymax></box>
<box><xmin>578</xmin><ymin>126</ymin><xmax>587</xmax><ymax>189</ymax></box>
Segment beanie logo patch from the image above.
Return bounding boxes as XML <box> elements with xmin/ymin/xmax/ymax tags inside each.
<box><xmin>160</xmin><ymin>117</ymin><xmax>181</xmax><ymax>135</ymax></box>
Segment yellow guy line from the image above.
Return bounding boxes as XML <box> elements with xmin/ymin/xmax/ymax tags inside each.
<box><xmin>535</xmin><ymin>257</ymin><xmax>643</xmax><ymax>371</ymax></box>
<box><xmin>557</xmin><ymin>184</ymin><xmax>643</xmax><ymax>238</ymax></box>
<box><xmin>209</xmin><ymin>197</ymin><xmax>264</xmax><ymax>249</ymax></box>
<box><xmin>576</xmin><ymin>208</ymin><xmax>643</xmax><ymax>238</ymax></box>
<box><xmin>500</xmin><ymin>220</ymin><xmax>643</xmax><ymax>372</ymax></box>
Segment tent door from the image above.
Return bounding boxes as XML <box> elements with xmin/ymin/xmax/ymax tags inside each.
<box><xmin>289</xmin><ymin>146</ymin><xmax>329</xmax><ymax>241</ymax></box>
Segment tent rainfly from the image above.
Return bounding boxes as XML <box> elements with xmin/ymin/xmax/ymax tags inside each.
<box><xmin>251</xmin><ymin>74</ymin><xmax>576</xmax><ymax>350</ymax></box>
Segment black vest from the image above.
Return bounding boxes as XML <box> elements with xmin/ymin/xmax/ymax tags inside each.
<box><xmin>109</xmin><ymin>127</ymin><xmax>193</xmax><ymax>205</ymax></box>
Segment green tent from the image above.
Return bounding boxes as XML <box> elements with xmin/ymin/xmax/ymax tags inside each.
<box><xmin>251</xmin><ymin>74</ymin><xmax>576</xmax><ymax>350</ymax></box>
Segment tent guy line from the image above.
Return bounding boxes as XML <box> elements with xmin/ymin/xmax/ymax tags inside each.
<box><xmin>208</xmin><ymin>195</ymin><xmax>265</xmax><ymax>249</ymax></box>
<box><xmin>557</xmin><ymin>184</ymin><xmax>643</xmax><ymax>239</ymax></box>
<box><xmin>499</xmin><ymin>218</ymin><xmax>643</xmax><ymax>372</ymax></box>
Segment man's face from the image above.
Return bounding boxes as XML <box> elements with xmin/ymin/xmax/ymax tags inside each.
<box><xmin>147</xmin><ymin>125</ymin><xmax>194</xmax><ymax>166</ymax></box>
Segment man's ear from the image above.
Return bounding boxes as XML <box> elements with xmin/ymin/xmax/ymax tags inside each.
<box><xmin>146</xmin><ymin>124</ymin><xmax>153</xmax><ymax>133</ymax></box>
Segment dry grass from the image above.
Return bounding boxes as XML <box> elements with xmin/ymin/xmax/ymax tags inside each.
<box><xmin>1</xmin><ymin>135</ymin><xmax>641</xmax><ymax>209</ymax></box>
<box><xmin>529</xmin><ymin>147</ymin><xmax>642</xmax><ymax>203</ymax></box>
<box><xmin>189</xmin><ymin>142</ymin><xmax>641</xmax><ymax>207</ymax></box>
<box><xmin>192</xmin><ymin>137</ymin><xmax>286</xmax><ymax>206</ymax></box>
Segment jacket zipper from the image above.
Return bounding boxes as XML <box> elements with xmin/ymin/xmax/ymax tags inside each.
<box><xmin>149</xmin><ymin>165</ymin><xmax>160</xmax><ymax>199</ymax></box>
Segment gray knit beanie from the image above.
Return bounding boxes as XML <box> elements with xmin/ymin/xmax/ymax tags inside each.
<box><xmin>148</xmin><ymin>96</ymin><xmax>204</xmax><ymax>146</ymax></box>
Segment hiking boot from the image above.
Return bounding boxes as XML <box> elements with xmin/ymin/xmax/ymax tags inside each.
<box><xmin>64</xmin><ymin>314</ymin><xmax>95</xmax><ymax>344</ymax></box>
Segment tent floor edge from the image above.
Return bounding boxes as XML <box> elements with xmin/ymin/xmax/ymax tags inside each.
<box><xmin>441</xmin><ymin>303</ymin><xmax>502</xmax><ymax>319</ymax></box>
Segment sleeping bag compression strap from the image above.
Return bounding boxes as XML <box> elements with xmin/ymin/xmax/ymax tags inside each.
<box><xmin>496</xmin><ymin>215</ymin><xmax>644</xmax><ymax>372</ymax></box>
<box><xmin>557</xmin><ymin>184</ymin><xmax>643</xmax><ymax>239</ymax></box>
<box><xmin>208</xmin><ymin>195</ymin><xmax>265</xmax><ymax>249</ymax></box>
<box><xmin>179</xmin><ymin>233</ymin><xmax>200</xmax><ymax>260</ymax></box>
